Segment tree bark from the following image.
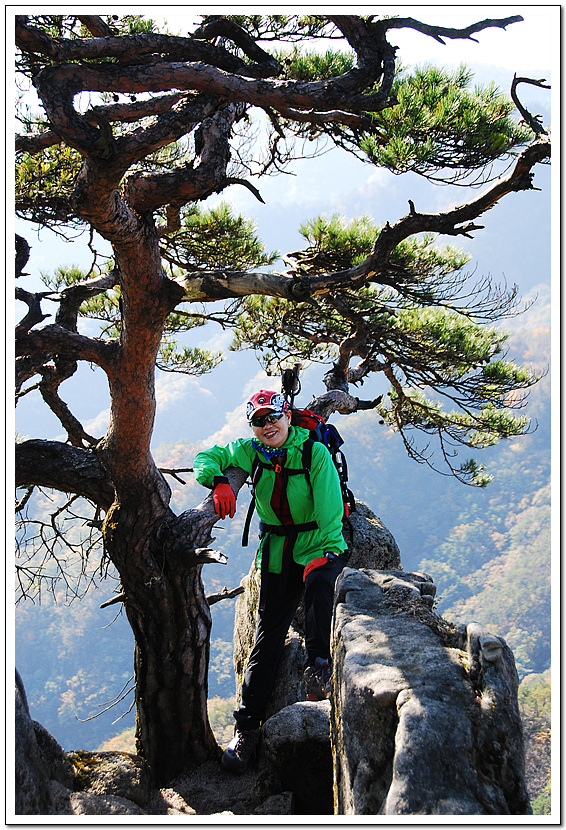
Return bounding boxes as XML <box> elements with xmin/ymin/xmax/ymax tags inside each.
<box><xmin>103</xmin><ymin>492</ymin><xmax>220</xmax><ymax>782</ymax></box>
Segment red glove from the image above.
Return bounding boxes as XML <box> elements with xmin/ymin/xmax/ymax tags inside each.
<box><xmin>212</xmin><ymin>481</ymin><xmax>236</xmax><ymax>519</ymax></box>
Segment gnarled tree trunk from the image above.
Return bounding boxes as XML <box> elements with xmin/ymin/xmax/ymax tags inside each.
<box><xmin>104</xmin><ymin>492</ymin><xmax>220</xmax><ymax>782</ymax></box>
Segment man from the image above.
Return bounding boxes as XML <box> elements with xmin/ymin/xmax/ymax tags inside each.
<box><xmin>193</xmin><ymin>390</ymin><xmax>347</xmax><ymax>772</ymax></box>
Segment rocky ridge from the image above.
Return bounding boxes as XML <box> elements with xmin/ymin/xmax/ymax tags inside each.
<box><xmin>14</xmin><ymin>501</ymin><xmax>530</xmax><ymax>816</ymax></box>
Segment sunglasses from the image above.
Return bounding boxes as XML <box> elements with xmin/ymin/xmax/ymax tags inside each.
<box><xmin>249</xmin><ymin>412</ymin><xmax>285</xmax><ymax>428</ymax></box>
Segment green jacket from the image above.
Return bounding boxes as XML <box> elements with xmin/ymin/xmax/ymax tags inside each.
<box><xmin>193</xmin><ymin>426</ymin><xmax>347</xmax><ymax>574</ymax></box>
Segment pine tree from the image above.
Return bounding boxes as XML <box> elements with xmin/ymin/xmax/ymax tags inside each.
<box><xmin>15</xmin><ymin>13</ymin><xmax>550</xmax><ymax>781</ymax></box>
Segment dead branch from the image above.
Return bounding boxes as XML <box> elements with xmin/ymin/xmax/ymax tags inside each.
<box><xmin>378</xmin><ymin>15</ymin><xmax>523</xmax><ymax>44</ymax></box>
<box><xmin>100</xmin><ymin>592</ymin><xmax>127</xmax><ymax>609</ymax></box>
<box><xmin>158</xmin><ymin>467</ymin><xmax>194</xmax><ymax>485</ymax></box>
<box><xmin>511</xmin><ymin>75</ymin><xmax>550</xmax><ymax>135</ymax></box>
<box><xmin>206</xmin><ymin>586</ymin><xmax>245</xmax><ymax>606</ymax></box>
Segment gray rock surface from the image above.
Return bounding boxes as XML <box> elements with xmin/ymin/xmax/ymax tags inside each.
<box><xmin>33</xmin><ymin>721</ymin><xmax>75</xmax><ymax>790</ymax></box>
<box><xmin>15</xmin><ymin>669</ymin><xmax>53</xmax><ymax>815</ymax></box>
<box><xmin>253</xmin><ymin>791</ymin><xmax>295</xmax><ymax>814</ymax></box>
<box><xmin>146</xmin><ymin>787</ymin><xmax>196</xmax><ymax>815</ymax></box>
<box><xmin>14</xmin><ymin>509</ymin><xmax>531</xmax><ymax>817</ymax></box>
<box><xmin>256</xmin><ymin>701</ymin><xmax>333</xmax><ymax>814</ymax></box>
<box><xmin>67</xmin><ymin>750</ymin><xmax>151</xmax><ymax>807</ymax></box>
<box><xmin>68</xmin><ymin>789</ymin><xmax>146</xmax><ymax>815</ymax></box>
<box><xmin>48</xmin><ymin>778</ymin><xmax>145</xmax><ymax>816</ymax></box>
<box><xmin>331</xmin><ymin>568</ymin><xmax>531</xmax><ymax>815</ymax></box>
<box><xmin>344</xmin><ymin>501</ymin><xmax>402</xmax><ymax>571</ymax></box>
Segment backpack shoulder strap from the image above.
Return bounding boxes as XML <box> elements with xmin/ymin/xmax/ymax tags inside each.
<box><xmin>301</xmin><ymin>438</ymin><xmax>315</xmax><ymax>492</ymax></box>
<box><xmin>242</xmin><ymin>456</ymin><xmax>261</xmax><ymax>547</ymax></box>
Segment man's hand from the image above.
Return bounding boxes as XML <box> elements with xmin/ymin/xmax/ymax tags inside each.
<box><xmin>212</xmin><ymin>481</ymin><xmax>236</xmax><ymax>519</ymax></box>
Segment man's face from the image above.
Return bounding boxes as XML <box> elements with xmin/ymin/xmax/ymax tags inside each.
<box><xmin>250</xmin><ymin>410</ymin><xmax>291</xmax><ymax>448</ymax></box>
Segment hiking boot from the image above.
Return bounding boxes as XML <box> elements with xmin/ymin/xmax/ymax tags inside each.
<box><xmin>221</xmin><ymin>727</ymin><xmax>260</xmax><ymax>773</ymax></box>
<box><xmin>304</xmin><ymin>657</ymin><xmax>332</xmax><ymax>701</ymax></box>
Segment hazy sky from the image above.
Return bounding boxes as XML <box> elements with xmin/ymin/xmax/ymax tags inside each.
<box><xmin>156</xmin><ymin>6</ymin><xmax>555</xmax><ymax>72</ymax></box>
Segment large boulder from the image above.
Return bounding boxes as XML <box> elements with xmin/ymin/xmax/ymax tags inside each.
<box><xmin>67</xmin><ymin>750</ymin><xmax>152</xmax><ymax>807</ymax></box>
<box><xmin>331</xmin><ymin>568</ymin><xmax>532</xmax><ymax>815</ymax></box>
<box><xmin>32</xmin><ymin>721</ymin><xmax>75</xmax><ymax>790</ymax></box>
<box><xmin>49</xmin><ymin>782</ymin><xmax>146</xmax><ymax>816</ymax></box>
<box><xmin>254</xmin><ymin>701</ymin><xmax>333</xmax><ymax>814</ymax></box>
<box><xmin>15</xmin><ymin>669</ymin><xmax>53</xmax><ymax>815</ymax></box>
<box><xmin>233</xmin><ymin>500</ymin><xmax>401</xmax><ymax>718</ymax></box>
<box><xmin>14</xmin><ymin>669</ymin><xmax>159</xmax><ymax>817</ymax></box>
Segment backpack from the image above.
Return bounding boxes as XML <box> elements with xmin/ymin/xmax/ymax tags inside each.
<box><xmin>291</xmin><ymin>406</ymin><xmax>355</xmax><ymax>519</ymax></box>
<box><xmin>241</xmin><ymin>403</ymin><xmax>356</xmax><ymax>548</ymax></box>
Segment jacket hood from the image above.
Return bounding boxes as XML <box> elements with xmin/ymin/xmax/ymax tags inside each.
<box><xmin>283</xmin><ymin>425</ymin><xmax>310</xmax><ymax>448</ymax></box>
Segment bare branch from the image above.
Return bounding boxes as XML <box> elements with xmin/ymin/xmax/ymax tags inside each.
<box><xmin>511</xmin><ymin>75</ymin><xmax>550</xmax><ymax>136</ymax></box>
<box><xmin>100</xmin><ymin>591</ymin><xmax>127</xmax><ymax>609</ymax></box>
<box><xmin>304</xmin><ymin>137</ymin><xmax>551</xmax><ymax>297</ymax></box>
<box><xmin>76</xmin><ymin>15</ymin><xmax>117</xmax><ymax>38</ymax></box>
<box><xmin>276</xmin><ymin>105</ymin><xmax>380</xmax><ymax>132</ymax></box>
<box><xmin>170</xmin><ymin>137</ymin><xmax>548</xmax><ymax>306</ymax></box>
<box><xmin>225</xmin><ymin>176</ymin><xmax>265</xmax><ymax>204</ymax></box>
<box><xmin>206</xmin><ymin>586</ymin><xmax>245</xmax><ymax>606</ymax></box>
<box><xmin>158</xmin><ymin>467</ymin><xmax>194</xmax><ymax>485</ymax></box>
<box><xmin>15</xmin><ymin>488</ymin><xmax>110</xmax><ymax>603</ymax></box>
<box><xmin>122</xmin><ymin>103</ymin><xmax>242</xmax><ymax>213</ymax></box>
<box><xmin>15</xmin><ymin>486</ymin><xmax>35</xmax><ymax>513</ymax></box>
<box><xmin>38</xmin><ymin>365</ymin><xmax>99</xmax><ymax>447</ymax></box>
<box><xmin>33</xmin><ymin>56</ymin><xmax>393</xmax><ymax>127</ymax></box>
<box><xmin>76</xmin><ymin>675</ymin><xmax>135</xmax><ymax>722</ymax></box>
<box><xmin>193</xmin><ymin>16</ymin><xmax>282</xmax><ymax>74</ymax></box>
<box><xmin>15</xmin><ymin>287</ymin><xmax>52</xmax><ymax>336</ymax></box>
<box><xmin>378</xmin><ymin>15</ymin><xmax>524</xmax><ymax>45</ymax></box>
<box><xmin>305</xmin><ymin>389</ymin><xmax>361</xmax><ymax>421</ymax></box>
<box><xmin>16</xmin><ymin>17</ymin><xmax>250</xmax><ymax>74</ymax></box>
<box><xmin>15</xmin><ymin>234</ymin><xmax>31</xmax><ymax>277</ymax></box>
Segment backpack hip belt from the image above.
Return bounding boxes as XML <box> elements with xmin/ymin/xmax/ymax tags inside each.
<box><xmin>257</xmin><ymin>520</ymin><xmax>318</xmax><ymax>611</ymax></box>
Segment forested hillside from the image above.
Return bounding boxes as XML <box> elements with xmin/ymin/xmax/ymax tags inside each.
<box><xmin>15</xmin><ymin>286</ymin><xmax>551</xmax><ymax>755</ymax></box>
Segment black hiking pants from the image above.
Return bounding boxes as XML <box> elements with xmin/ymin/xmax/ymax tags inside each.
<box><xmin>233</xmin><ymin>554</ymin><xmax>346</xmax><ymax>732</ymax></box>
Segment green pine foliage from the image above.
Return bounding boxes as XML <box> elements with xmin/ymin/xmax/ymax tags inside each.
<box><xmin>360</xmin><ymin>65</ymin><xmax>532</xmax><ymax>181</ymax></box>
<box><xmin>160</xmin><ymin>203</ymin><xmax>279</xmax><ymax>272</ymax></box>
<box><xmin>232</xmin><ymin>212</ymin><xmax>537</xmax><ymax>484</ymax></box>
<box><xmin>278</xmin><ymin>47</ymin><xmax>354</xmax><ymax>81</ymax></box>
<box><xmin>16</xmin><ymin>144</ymin><xmax>83</xmax><ymax>226</ymax></box>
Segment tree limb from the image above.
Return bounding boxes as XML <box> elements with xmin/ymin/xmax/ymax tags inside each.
<box><xmin>16</xmin><ymin>94</ymin><xmax>187</xmax><ymax>155</ymax></box>
<box><xmin>276</xmin><ymin>105</ymin><xmax>381</xmax><ymax>132</ymax></box>
<box><xmin>377</xmin><ymin>15</ymin><xmax>523</xmax><ymax>44</ymax></box>
<box><xmin>16</xmin><ymin>440</ymin><xmax>115</xmax><ymax>509</ymax></box>
<box><xmin>206</xmin><ymin>586</ymin><xmax>245</xmax><ymax>606</ymax></box>
<box><xmin>38</xmin><ymin>365</ymin><xmax>99</xmax><ymax>447</ymax></box>
<box><xmin>165</xmin><ymin>134</ymin><xmax>549</xmax><ymax>306</ymax></box>
<box><xmin>33</xmin><ymin>57</ymin><xmax>394</xmax><ymax>122</ymax></box>
<box><xmin>16</xmin><ymin>16</ymin><xmax>254</xmax><ymax>75</ymax></box>
<box><xmin>76</xmin><ymin>15</ymin><xmax>117</xmax><ymax>38</ymax></box>
<box><xmin>192</xmin><ymin>16</ymin><xmax>282</xmax><ymax>75</ymax></box>
<box><xmin>121</xmin><ymin>103</ymin><xmax>241</xmax><ymax>213</ymax></box>
<box><xmin>15</xmin><ymin>287</ymin><xmax>51</xmax><ymax>337</ymax></box>
<box><xmin>15</xmin><ymin>234</ymin><xmax>31</xmax><ymax>277</ymax></box>
<box><xmin>511</xmin><ymin>76</ymin><xmax>550</xmax><ymax>136</ymax></box>
<box><xmin>306</xmin><ymin>136</ymin><xmax>551</xmax><ymax>296</ymax></box>
<box><xmin>16</xmin><ymin>324</ymin><xmax>117</xmax><ymax>370</ymax></box>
